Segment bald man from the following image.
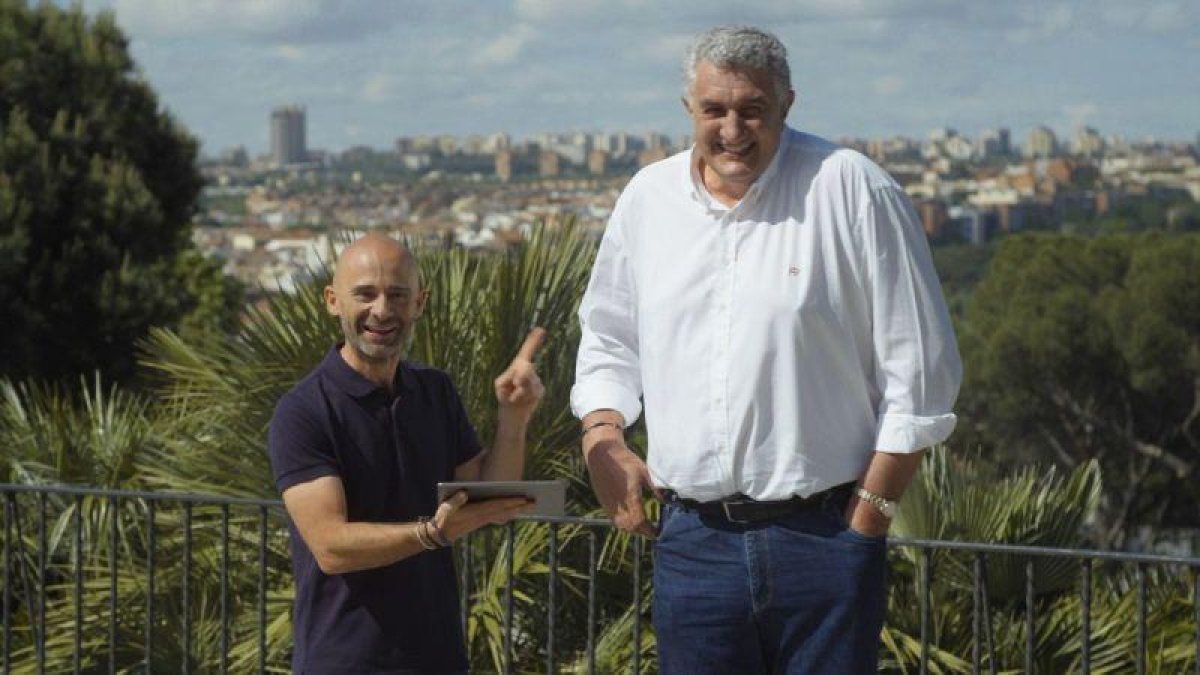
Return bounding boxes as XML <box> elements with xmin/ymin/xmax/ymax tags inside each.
<box><xmin>267</xmin><ymin>234</ymin><xmax>544</xmax><ymax>674</ymax></box>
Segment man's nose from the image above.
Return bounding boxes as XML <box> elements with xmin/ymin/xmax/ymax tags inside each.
<box><xmin>370</xmin><ymin>295</ymin><xmax>395</xmax><ymax>317</ymax></box>
<box><xmin>719</xmin><ymin>111</ymin><xmax>744</xmax><ymax>139</ymax></box>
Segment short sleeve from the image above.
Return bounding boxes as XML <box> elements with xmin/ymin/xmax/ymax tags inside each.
<box><xmin>443</xmin><ymin>374</ymin><xmax>483</xmax><ymax>468</ymax></box>
<box><xmin>267</xmin><ymin>392</ymin><xmax>341</xmax><ymax>492</ymax></box>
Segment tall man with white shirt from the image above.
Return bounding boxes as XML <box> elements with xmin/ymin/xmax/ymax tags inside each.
<box><xmin>572</xmin><ymin>26</ymin><xmax>962</xmax><ymax>673</ymax></box>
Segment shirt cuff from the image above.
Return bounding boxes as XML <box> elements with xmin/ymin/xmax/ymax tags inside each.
<box><xmin>874</xmin><ymin>412</ymin><xmax>958</xmax><ymax>453</ymax></box>
<box><xmin>571</xmin><ymin>379</ymin><xmax>642</xmax><ymax>426</ymax></box>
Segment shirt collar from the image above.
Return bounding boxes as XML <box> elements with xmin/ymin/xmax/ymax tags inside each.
<box><xmin>685</xmin><ymin>125</ymin><xmax>793</xmax><ymax>211</ymax></box>
<box><xmin>319</xmin><ymin>344</ymin><xmax>417</xmax><ymax>399</ymax></box>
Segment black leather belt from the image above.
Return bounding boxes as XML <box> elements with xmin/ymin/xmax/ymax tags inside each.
<box><xmin>669</xmin><ymin>482</ymin><xmax>853</xmax><ymax>524</ymax></box>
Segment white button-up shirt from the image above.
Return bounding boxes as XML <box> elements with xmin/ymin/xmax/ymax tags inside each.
<box><xmin>571</xmin><ymin>127</ymin><xmax>962</xmax><ymax>501</ymax></box>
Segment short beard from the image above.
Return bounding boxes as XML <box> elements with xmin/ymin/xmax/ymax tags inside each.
<box><xmin>341</xmin><ymin>316</ymin><xmax>414</xmax><ymax>363</ymax></box>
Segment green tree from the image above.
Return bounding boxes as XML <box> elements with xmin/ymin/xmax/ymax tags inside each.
<box><xmin>957</xmin><ymin>232</ymin><xmax>1200</xmax><ymax>545</ymax></box>
<box><xmin>0</xmin><ymin>0</ymin><xmax>240</xmax><ymax>385</ymax></box>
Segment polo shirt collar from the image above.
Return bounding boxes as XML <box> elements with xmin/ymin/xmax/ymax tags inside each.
<box><xmin>685</xmin><ymin>125</ymin><xmax>793</xmax><ymax>211</ymax></box>
<box><xmin>319</xmin><ymin>344</ymin><xmax>417</xmax><ymax>398</ymax></box>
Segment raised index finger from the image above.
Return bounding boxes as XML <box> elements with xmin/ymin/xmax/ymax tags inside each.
<box><xmin>515</xmin><ymin>326</ymin><xmax>547</xmax><ymax>362</ymax></box>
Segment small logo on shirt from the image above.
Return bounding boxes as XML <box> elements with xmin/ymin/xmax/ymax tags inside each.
<box><xmin>788</xmin><ymin>266</ymin><xmax>800</xmax><ymax>276</ymax></box>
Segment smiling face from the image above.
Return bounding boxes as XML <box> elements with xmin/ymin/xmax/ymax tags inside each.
<box><xmin>685</xmin><ymin>60</ymin><xmax>793</xmax><ymax>205</ymax></box>
<box><xmin>324</xmin><ymin>234</ymin><xmax>427</xmax><ymax>383</ymax></box>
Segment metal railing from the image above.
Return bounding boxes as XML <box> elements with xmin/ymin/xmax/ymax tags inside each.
<box><xmin>2</xmin><ymin>483</ymin><xmax>1198</xmax><ymax>673</ymax></box>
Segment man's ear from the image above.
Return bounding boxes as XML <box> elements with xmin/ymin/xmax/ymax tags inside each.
<box><xmin>783</xmin><ymin>89</ymin><xmax>796</xmax><ymax>118</ymax></box>
<box><xmin>323</xmin><ymin>285</ymin><xmax>338</xmax><ymax>316</ymax></box>
<box><xmin>681</xmin><ymin>95</ymin><xmax>692</xmax><ymax>115</ymax></box>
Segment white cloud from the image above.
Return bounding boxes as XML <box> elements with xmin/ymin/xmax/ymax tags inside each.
<box><xmin>360</xmin><ymin>74</ymin><xmax>393</xmax><ymax>103</ymax></box>
<box><xmin>874</xmin><ymin>76</ymin><xmax>906</xmax><ymax>96</ymax></box>
<box><xmin>474</xmin><ymin>24</ymin><xmax>536</xmax><ymax>67</ymax></box>
<box><xmin>110</xmin><ymin>0</ymin><xmax>402</xmax><ymax>43</ymax></box>
<box><xmin>620</xmin><ymin>89</ymin><xmax>674</xmax><ymax>106</ymax></box>
<box><xmin>1142</xmin><ymin>1</ymin><xmax>1192</xmax><ymax>32</ymax></box>
<box><xmin>1094</xmin><ymin>0</ymin><xmax>1194</xmax><ymax>34</ymax></box>
<box><xmin>516</xmin><ymin>0</ymin><xmax>615</xmax><ymax>23</ymax></box>
<box><xmin>1063</xmin><ymin>103</ymin><xmax>1099</xmax><ymax>130</ymax></box>
<box><xmin>274</xmin><ymin>45</ymin><xmax>304</xmax><ymax>61</ymax></box>
<box><xmin>645</xmin><ymin>34</ymin><xmax>694</xmax><ymax>64</ymax></box>
<box><xmin>466</xmin><ymin>94</ymin><xmax>496</xmax><ymax>108</ymax></box>
<box><xmin>113</xmin><ymin>0</ymin><xmax>311</xmax><ymax>37</ymax></box>
<box><xmin>1006</xmin><ymin>2</ymin><xmax>1075</xmax><ymax>43</ymax></box>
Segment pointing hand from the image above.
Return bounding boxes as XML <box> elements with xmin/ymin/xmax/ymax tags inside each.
<box><xmin>494</xmin><ymin>327</ymin><xmax>546</xmax><ymax>417</ymax></box>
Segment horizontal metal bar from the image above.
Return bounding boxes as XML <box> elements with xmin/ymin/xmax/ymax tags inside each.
<box><xmin>513</xmin><ymin>514</ymin><xmax>614</xmax><ymax>527</ymax></box>
<box><xmin>889</xmin><ymin>536</ymin><xmax>1200</xmax><ymax>567</ymax></box>
<box><xmin>3</xmin><ymin>483</ymin><xmax>1197</xmax><ymax>566</ymax></box>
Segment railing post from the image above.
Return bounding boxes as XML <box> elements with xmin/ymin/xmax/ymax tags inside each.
<box><xmin>981</xmin><ymin>555</ymin><xmax>996</xmax><ymax>675</ymax></box>
<box><xmin>1136</xmin><ymin>562</ymin><xmax>1146</xmax><ymax>675</ymax></box>
<box><xmin>504</xmin><ymin>522</ymin><xmax>515</xmax><ymax>675</ymax></box>
<box><xmin>633</xmin><ymin>535</ymin><xmax>643</xmax><ymax>674</ymax></box>
<box><xmin>257</xmin><ymin>506</ymin><xmax>268</xmax><ymax>675</ymax></box>
<box><xmin>109</xmin><ymin>494</ymin><xmax>118</xmax><ymax>674</ymax></box>
<box><xmin>1025</xmin><ymin>558</ymin><xmax>1035</xmax><ymax>674</ymax></box>
<box><xmin>73</xmin><ymin>495</ymin><xmax>83</xmax><ymax>675</ymax></box>
<box><xmin>920</xmin><ymin>547</ymin><xmax>930</xmax><ymax>675</ymax></box>
<box><xmin>973</xmin><ymin>552</ymin><xmax>982</xmax><ymax>672</ymax></box>
<box><xmin>459</xmin><ymin>532</ymin><xmax>471</xmax><ymax>644</ymax></box>
<box><xmin>182</xmin><ymin>502</ymin><xmax>192</xmax><ymax>675</ymax></box>
<box><xmin>588</xmin><ymin>528</ymin><xmax>597</xmax><ymax>675</ymax></box>
<box><xmin>1193</xmin><ymin>567</ymin><xmax>1199</xmax><ymax>675</ymax></box>
<box><xmin>546</xmin><ymin>524</ymin><xmax>557</xmax><ymax>675</ymax></box>
<box><xmin>38</xmin><ymin>492</ymin><xmax>47</xmax><ymax>674</ymax></box>
<box><xmin>1081</xmin><ymin>558</ymin><xmax>1091</xmax><ymax>674</ymax></box>
<box><xmin>146</xmin><ymin>500</ymin><xmax>156</xmax><ymax>674</ymax></box>
<box><xmin>220</xmin><ymin>504</ymin><xmax>230</xmax><ymax>674</ymax></box>
<box><xmin>3</xmin><ymin>492</ymin><xmax>11</xmax><ymax>675</ymax></box>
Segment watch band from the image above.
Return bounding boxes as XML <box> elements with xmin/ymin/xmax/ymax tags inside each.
<box><xmin>855</xmin><ymin>487</ymin><xmax>897</xmax><ymax>520</ymax></box>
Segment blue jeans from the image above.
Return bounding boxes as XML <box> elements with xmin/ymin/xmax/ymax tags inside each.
<box><xmin>652</xmin><ymin>492</ymin><xmax>888</xmax><ymax>674</ymax></box>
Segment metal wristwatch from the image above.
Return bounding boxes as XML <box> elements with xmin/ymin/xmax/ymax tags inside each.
<box><xmin>855</xmin><ymin>487</ymin><xmax>898</xmax><ymax>520</ymax></box>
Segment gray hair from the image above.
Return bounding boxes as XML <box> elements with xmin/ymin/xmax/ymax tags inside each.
<box><xmin>682</xmin><ymin>26</ymin><xmax>791</xmax><ymax>104</ymax></box>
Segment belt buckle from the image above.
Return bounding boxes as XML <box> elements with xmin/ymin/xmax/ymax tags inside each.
<box><xmin>721</xmin><ymin>501</ymin><xmax>752</xmax><ymax>524</ymax></box>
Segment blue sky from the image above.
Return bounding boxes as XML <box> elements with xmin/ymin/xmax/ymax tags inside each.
<box><xmin>81</xmin><ymin>0</ymin><xmax>1199</xmax><ymax>155</ymax></box>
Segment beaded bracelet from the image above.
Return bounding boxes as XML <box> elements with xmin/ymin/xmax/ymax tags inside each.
<box><xmin>427</xmin><ymin>520</ymin><xmax>452</xmax><ymax>547</ymax></box>
<box><xmin>415</xmin><ymin>519</ymin><xmax>438</xmax><ymax>550</ymax></box>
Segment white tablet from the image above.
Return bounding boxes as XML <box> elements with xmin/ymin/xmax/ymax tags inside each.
<box><xmin>436</xmin><ymin>480</ymin><xmax>566</xmax><ymax>518</ymax></box>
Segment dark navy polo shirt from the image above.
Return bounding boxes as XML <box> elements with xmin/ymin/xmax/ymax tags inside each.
<box><xmin>267</xmin><ymin>346</ymin><xmax>483</xmax><ymax>674</ymax></box>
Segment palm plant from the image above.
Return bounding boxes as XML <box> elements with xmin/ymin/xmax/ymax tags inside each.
<box><xmin>0</xmin><ymin>376</ymin><xmax>168</xmax><ymax>672</ymax></box>
<box><xmin>882</xmin><ymin>451</ymin><xmax>1196</xmax><ymax>673</ymax></box>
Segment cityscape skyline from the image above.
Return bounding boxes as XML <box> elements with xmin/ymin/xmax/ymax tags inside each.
<box><xmin>77</xmin><ymin>0</ymin><xmax>1199</xmax><ymax>154</ymax></box>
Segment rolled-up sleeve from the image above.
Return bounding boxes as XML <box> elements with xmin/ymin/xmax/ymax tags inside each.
<box><xmin>861</xmin><ymin>186</ymin><xmax>962</xmax><ymax>452</ymax></box>
<box><xmin>571</xmin><ymin>209</ymin><xmax>644</xmax><ymax>425</ymax></box>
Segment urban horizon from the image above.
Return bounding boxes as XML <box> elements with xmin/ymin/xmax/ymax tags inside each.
<box><xmin>62</xmin><ymin>1</ymin><xmax>1197</xmax><ymax>155</ymax></box>
<box><xmin>216</xmin><ymin>102</ymin><xmax>1196</xmax><ymax>164</ymax></box>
